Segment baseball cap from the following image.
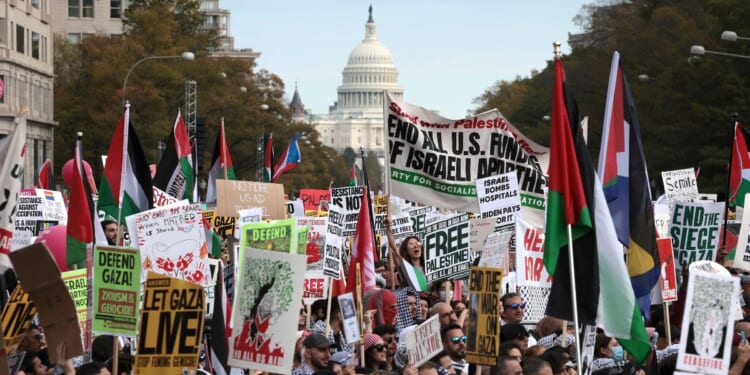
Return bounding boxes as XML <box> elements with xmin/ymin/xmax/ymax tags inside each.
<box><xmin>303</xmin><ymin>333</ymin><xmax>334</xmax><ymax>349</ymax></box>
<box><xmin>330</xmin><ymin>351</ymin><xmax>351</xmax><ymax>366</ymax></box>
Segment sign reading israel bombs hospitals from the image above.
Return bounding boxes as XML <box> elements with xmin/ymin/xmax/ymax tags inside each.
<box><xmin>476</xmin><ymin>172</ymin><xmax>521</xmax><ymax>228</ymax></box>
<box><xmin>670</xmin><ymin>201</ymin><xmax>724</xmax><ymax>275</ymax></box>
<box><xmin>384</xmin><ymin>92</ymin><xmax>550</xmax><ymax>227</ymax></box>
<box><xmin>135</xmin><ymin>272</ymin><xmax>205</xmax><ymax>375</ymax></box>
<box><xmin>424</xmin><ymin>213</ymin><xmax>470</xmax><ymax>283</ymax></box>
<box><xmin>93</xmin><ymin>246</ymin><xmax>141</xmax><ymax>335</ymax></box>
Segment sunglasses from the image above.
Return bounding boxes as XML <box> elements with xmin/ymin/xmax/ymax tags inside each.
<box><xmin>504</xmin><ymin>303</ymin><xmax>526</xmax><ymax>310</ymax></box>
<box><xmin>450</xmin><ymin>336</ymin><xmax>468</xmax><ymax>344</ymax></box>
<box><xmin>383</xmin><ymin>336</ymin><xmax>398</xmax><ymax>344</ymax></box>
<box><xmin>371</xmin><ymin>344</ymin><xmax>387</xmax><ymax>352</ymax></box>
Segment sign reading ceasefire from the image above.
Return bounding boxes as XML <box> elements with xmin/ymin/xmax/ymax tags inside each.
<box><xmin>135</xmin><ymin>272</ymin><xmax>205</xmax><ymax>375</ymax></box>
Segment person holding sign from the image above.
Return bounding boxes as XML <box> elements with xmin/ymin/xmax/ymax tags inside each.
<box><xmin>384</xmin><ymin>218</ymin><xmax>425</xmax><ymax>274</ymax></box>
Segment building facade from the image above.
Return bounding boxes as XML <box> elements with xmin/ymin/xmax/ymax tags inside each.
<box><xmin>0</xmin><ymin>0</ymin><xmax>56</xmax><ymax>187</ymax></box>
<box><xmin>310</xmin><ymin>6</ymin><xmax>403</xmax><ymax>156</ymax></box>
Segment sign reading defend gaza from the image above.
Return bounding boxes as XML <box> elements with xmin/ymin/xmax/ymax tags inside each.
<box><xmin>93</xmin><ymin>246</ymin><xmax>141</xmax><ymax>335</ymax></box>
<box><xmin>135</xmin><ymin>272</ymin><xmax>204</xmax><ymax>375</ymax></box>
<box><xmin>383</xmin><ymin>92</ymin><xmax>550</xmax><ymax>227</ymax></box>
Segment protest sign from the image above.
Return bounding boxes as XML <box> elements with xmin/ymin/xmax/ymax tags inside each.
<box><xmin>424</xmin><ymin>214</ymin><xmax>470</xmax><ymax>283</ymax></box>
<box><xmin>670</xmin><ymin>201</ymin><xmax>723</xmax><ymax>275</ymax></box>
<box><xmin>383</xmin><ymin>92</ymin><xmax>550</xmax><ymax>227</ymax></box>
<box><xmin>732</xmin><ymin>194</ymin><xmax>750</xmax><ymax>272</ymax></box>
<box><xmin>404</xmin><ymin>315</ymin><xmax>442</xmax><ymax>368</ymax></box>
<box><xmin>239</xmin><ymin>219</ymin><xmax>297</xmax><ymax>256</ymax></box>
<box><xmin>1</xmin><ymin>285</ymin><xmax>35</xmax><ymax>352</ymax></box>
<box><xmin>661</xmin><ymin>168</ymin><xmax>699</xmax><ymax>206</ymax></box>
<box><xmin>13</xmin><ymin>189</ymin><xmax>66</xmax><ymax>250</ymax></box>
<box><xmin>128</xmin><ymin>203</ymin><xmax>211</xmax><ymax>286</ymax></box>
<box><xmin>479</xmin><ymin>227</ymin><xmax>513</xmax><ymax>271</ymax></box>
<box><xmin>303</xmin><ymin>271</ymin><xmax>329</xmax><ymax>304</ymax></box>
<box><xmin>9</xmin><ymin>243</ymin><xmax>83</xmax><ymax>363</ymax></box>
<box><xmin>469</xmin><ymin>217</ymin><xmax>494</xmax><ymax>261</ymax></box>
<box><xmin>229</xmin><ymin>248</ymin><xmax>306</xmax><ymax>373</ymax></box>
<box><xmin>299</xmin><ymin>189</ymin><xmax>330</xmax><ymax>215</ymax></box>
<box><xmin>654</xmin><ymin>203</ymin><xmax>670</xmax><ymax>238</ymax></box>
<box><xmin>296</xmin><ymin>217</ymin><xmax>327</xmax><ymax>271</ymax></box>
<box><xmin>407</xmin><ymin>206</ymin><xmax>434</xmax><ymax>241</ymax></box>
<box><xmin>580</xmin><ymin>325</ymin><xmax>597</xmax><ymax>375</ymax></box>
<box><xmin>465</xmin><ymin>266</ymin><xmax>503</xmax><ymax>366</ymax></box>
<box><xmin>323</xmin><ymin>235</ymin><xmax>342</xmax><ymax>279</ymax></box>
<box><xmin>215</xmin><ymin>180</ymin><xmax>285</xmax><ymax>219</ymax></box>
<box><xmin>476</xmin><ymin>172</ymin><xmax>521</xmax><ymax>227</ymax></box>
<box><xmin>203</xmin><ymin>258</ymin><xmax>220</xmax><ymax>315</ymax></box>
<box><xmin>92</xmin><ymin>246</ymin><xmax>141</xmax><ymax>335</ymax></box>
<box><xmin>202</xmin><ymin>209</ymin><xmax>236</xmax><ymax>240</ymax></box>
<box><xmin>286</xmin><ymin>199</ymin><xmax>305</xmax><ymax>218</ymax></box>
<box><xmin>327</xmin><ymin>186</ymin><xmax>364</xmax><ymax>237</ymax></box>
<box><xmin>61</xmin><ymin>269</ymin><xmax>87</xmax><ymax>335</ymax></box>
<box><xmin>135</xmin><ymin>272</ymin><xmax>205</xmax><ymax>375</ymax></box>
<box><xmin>657</xmin><ymin>238</ymin><xmax>678</xmax><ymax>302</ymax></box>
<box><xmin>514</xmin><ymin>218</ymin><xmax>550</xmax><ymax>287</ymax></box>
<box><xmin>338</xmin><ymin>293</ymin><xmax>360</xmax><ymax>345</ymax></box>
<box><xmin>152</xmin><ymin>186</ymin><xmax>179</xmax><ymax>207</ymax></box>
<box><xmin>676</xmin><ymin>269</ymin><xmax>738</xmax><ymax>375</ymax></box>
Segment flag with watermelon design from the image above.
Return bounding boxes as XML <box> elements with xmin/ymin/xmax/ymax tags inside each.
<box><xmin>730</xmin><ymin>121</ymin><xmax>750</xmax><ymax>208</ymax></box>
<box><xmin>98</xmin><ymin>105</ymin><xmax>153</xmax><ymax>220</ymax></box>
<box><xmin>154</xmin><ymin>111</ymin><xmax>194</xmax><ymax>202</ymax></box>
<box><xmin>206</xmin><ymin>118</ymin><xmax>236</xmax><ymax>203</ymax></box>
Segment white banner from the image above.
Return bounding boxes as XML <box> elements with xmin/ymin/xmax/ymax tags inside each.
<box><xmin>384</xmin><ymin>92</ymin><xmax>549</xmax><ymax>227</ymax></box>
<box><xmin>514</xmin><ymin>218</ymin><xmax>551</xmax><ymax>288</ymax></box>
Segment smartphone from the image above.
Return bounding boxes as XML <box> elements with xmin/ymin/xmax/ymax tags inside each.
<box><xmin>741</xmin><ymin>331</ymin><xmax>747</xmax><ymax>345</ymax></box>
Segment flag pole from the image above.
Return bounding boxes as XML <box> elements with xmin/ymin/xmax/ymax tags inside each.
<box><xmin>565</xmin><ymin>224</ymin><xmax>583</xmax><ymax>375</ymax></box>
<box><xmin>723</xmin><ymin>113</ymin><xmax>738</xmax><ymax>261</ymax></box>
<box><xmin>221</xmin><ymin>118</ymin><xmax>228</xmax><ymax>180</ymax></box>
<box><xmin>359</xmin><ymin>148</ymin><xmax>378</xmax><ymax>261</ymax></box>
<box><xmin>356</xmin><ymin>263</ymin><xmax>365</xmax><ymax>366</ymax></box>
<box><xmin>115</xmin><ymin>104</ymin><xmax>130</xmax><ymax>246</ymax></box>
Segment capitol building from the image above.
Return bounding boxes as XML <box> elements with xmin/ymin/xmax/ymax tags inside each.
<box><xmin>290</xmin><ymin>6</ymin><xmax>404</xmax><ymax>156</ymax></box>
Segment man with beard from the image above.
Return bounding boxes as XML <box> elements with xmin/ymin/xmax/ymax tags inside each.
<box><xmin>442</xmin><ymin>324</ymin><xmax>468</xmax><ymax>374</ymax></box>
<box><xmin>291</xmin><ymin>333</ymin><xmax>334</xmax><ymax>375</ymax></box>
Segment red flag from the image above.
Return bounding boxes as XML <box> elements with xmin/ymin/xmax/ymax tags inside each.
<box><xmin>346</xmin><ymin>187</ymin><xmax>376</xmax><ymax>298</ymax></box>
<box><xmin>331</xmin><ymin>270</ymin><xmax>347</xmax><ymax>298</ymax></box>
<box><xmin>35</xmin><ymin>159</ymin><xmax>54</xmax><ymax>190</ymax></box>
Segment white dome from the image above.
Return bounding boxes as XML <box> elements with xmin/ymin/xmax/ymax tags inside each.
<box><xmin>333</xmin><ymin>6</ymin><xmax>404</xmax><ymax>119</ymax></box>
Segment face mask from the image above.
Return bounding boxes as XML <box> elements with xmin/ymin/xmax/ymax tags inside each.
<box><xmin>439</xmin><ymin>291</ymin><xmax>453</xmax><ymax>301</ymax></box>
<box><xmin>612</xmin><ymin>346</ymin><xmax>624</xmax><ymax>361</ymax></box>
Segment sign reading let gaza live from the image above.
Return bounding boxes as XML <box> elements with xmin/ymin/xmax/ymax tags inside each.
<box><xmin>384</xmin><ymin>92</ymin><xmax>550</xmax><ymax>227</ymax></box>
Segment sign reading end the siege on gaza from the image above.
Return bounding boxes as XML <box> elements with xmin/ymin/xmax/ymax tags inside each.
<box><xmin>383</xmin><ymin>91</ymin><xmax>550</xmax><ymax>227</ymax></box>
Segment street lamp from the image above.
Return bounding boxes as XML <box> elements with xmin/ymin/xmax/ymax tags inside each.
<box><xmin>689</xmin><ymin>45</ymin><xmax>750</xmax><ymax>60</ymax></box>
<box><xmin>721</xmin><ymin>30</ymin><xmax>750</xmax><ymax>42</ymax></box>
<box><xmin>122</xmin><ymin>51</ymin><xmax>195</xmax><ymax>104</ymax></box>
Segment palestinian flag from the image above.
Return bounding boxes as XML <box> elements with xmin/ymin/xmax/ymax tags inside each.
<box><xmin>544</xmin><ymin>57</ymin><xmax>650</xmax><ymax>362</ymax></box>
<box><xmin>730</xmin><ymin>121</ymin><xmax>750</xmax><ymax>208</ymax></box>
<box><xmin>35</xmin><ymin>159</ymin><xmax>54</xmax><ymax>190</ymax></box>
<box><xmin>396</xmin><ymin>255</ymin><xmax>427</xmax><ymax>292</ymax></box>
<box><xmin>263</xmin><ymin>133</ymin><xmax>274</xmax><ymax>183</ymax></box>
<box><xmin>98</xmin><ymin>105</ymin><xmax>153</xmax><ymax>219</ymax></box>
<box><xmin>349</xmin><ymin>164</ymin><xmax>358</xmax><ymax>186</ymax></box>
<box><xmin>154</xmin><ymin>111</ymin><xmax>194</xmax><ymax>202</ymax></box>
<box><xmin>206</xmin><ymin>118</ymin><xmax>236</xmax><ymax>203</ymax></box>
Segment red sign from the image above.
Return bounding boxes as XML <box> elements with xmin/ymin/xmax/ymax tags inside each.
<box><xmin>657</xmin><ymin>237</ymin><xmax>678</xmax><ymax>302</ymax></box>
<box><xmin>299</xmin><ymin>189</ymin><xmax>330</xmax><ymax>212</ymax></box>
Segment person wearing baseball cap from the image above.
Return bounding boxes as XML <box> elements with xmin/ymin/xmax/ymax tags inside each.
<box><xmin>292</xmin><ymin>333</ymin><xmax>334</xmax><ymax>375</ymax></box>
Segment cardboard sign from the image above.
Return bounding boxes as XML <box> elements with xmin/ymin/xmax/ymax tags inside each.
<box><xmin>383</xmin><ymin>92</ymin><xmax>550</xmax><ymax>227</ymax></box>
<box><xmin>302</xmin><ymin>271</ymin><xmax>329</xmax><ymax>304</ymax></box>
<box><xmin>228</xmin><ymin>248</ymin><xmax>306</xmax><ymax>373</ymax></box>
<box><xmin>61</xmin><ymin>269</ymin><xmax>87</xmax><ymax>336</ymax></box>
<box><xmin>135</xmin><ymin>272</ymin><xmax>205</xmax><ymax>375</ymax></box>
<box><xmin>127</xmin><ymin>203</ymin><xmax>212</xmax><ymax>286</ymax></box>
<box><xmin>661</xmin><ymin>168</ymin><xmax>699</xmax><ymax>206</ymax></box>
<box><xmin>215</xmin><ymin>180</ymin><xmax>285</xmax><ymax>219</ymax></box>
<box><xmin>0</xmin><ymin>285</ymin><xmax>36</xmax><ymax>352</ymax></box>
<box><xmin>670</xmin><ymin>201</ymin><xmax>724</xmax><ymax>275</ymax></box>
<box><xmin>93</xmin><ymin>246</ymin><xmax>141</xmax><ymax>335</ymax></box>
<box><xmin>424</xmin><ymin>214</ymin><xmax>471</xmax><ymax>283</ymax></box>
<box><xmin>469</xmin><ymin>217</ymin><xmax>495</xmax><ymax>261</ymax></box>
<box><xmin>465</xmin><ymin>266</ymin><xmax>503</xmax><ymax>366</ymax></box>
<box><xmin>676</xmin><ymin>270</ymin><xmax>738</xmax><ymax>375</ymax></box>
<box><xmin>657</xmin><ymin>238</ymin><xmax>678</xmax><ymax>302</ymax></box>
<box><xmin>514</xmin><ymin>218</ymin><xmax>551</xmax><ymax>287</ymax></box>
<box><xmin>476</xmin><ymin>172</ymin><xmax>521</xmax><ymax>227</ymax></box>
<box><xmin>338</xmin><ymin>293</ymin><xmax>360</xmax><ymax>345</ymax></box>
<box><xmin>405</xmin><ymin>315</ymin><xmax>442</xmax><ymax>368</ymax></box>
<box><xmin>295</xmin><ymin>217</ymin><xmax>327</xmax><ymax>272</ymax></box>
<box><xmin>9</xmin><ymin>243</ymin><xmax>83</xmax><ymax>363</ymax></box>
<box><xmin>13</xmin><ymin>189</ymin><xmax>66</xmax><ymax>250</ymax></box>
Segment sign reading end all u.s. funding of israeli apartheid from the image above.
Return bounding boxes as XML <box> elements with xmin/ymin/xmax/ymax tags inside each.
<box><xmin>383</xmin><ymin>91</ymin><xmax>550</xmax><ymax>227</ymax></box>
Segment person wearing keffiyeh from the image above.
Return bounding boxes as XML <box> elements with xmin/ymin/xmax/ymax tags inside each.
<box><xmin>395</xmin><ymin>287</ymin><xmax>422</xmax><ymax>332</ymax></box>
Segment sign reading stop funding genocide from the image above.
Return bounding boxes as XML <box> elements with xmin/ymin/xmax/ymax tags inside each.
<box><xmin>424</xmin><ymin>213</ymin><xmax>470</xmax><ymax>283</ymax></box>
<box><xmin>93</xmin><ymin>246</ymin><xmax>141</xmax><ymax>335</ymax></box>
<box><xmin>135</xmin><ymin>272</ymin><xmax>205</xmax><ymax>375</ymax></box>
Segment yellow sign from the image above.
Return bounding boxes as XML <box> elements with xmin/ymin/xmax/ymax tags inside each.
<box><xmin>465</xmin><ymin>266</ymin><xmax>503</xmax><ymax>367</ymax></box>
<box><xmin>61</xmin><ymin>269</ymin><xmax>88</xmax><ymax>334</ymax></box>
<box><xmin>135</xmin><ymin>272</ymin><xmax>205</xmax><ymax>375</ymax></box>
<box><xmin>1</xmin><ymin>285</ymin><xmax>36</xmax><ymax>351</ymax></box>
